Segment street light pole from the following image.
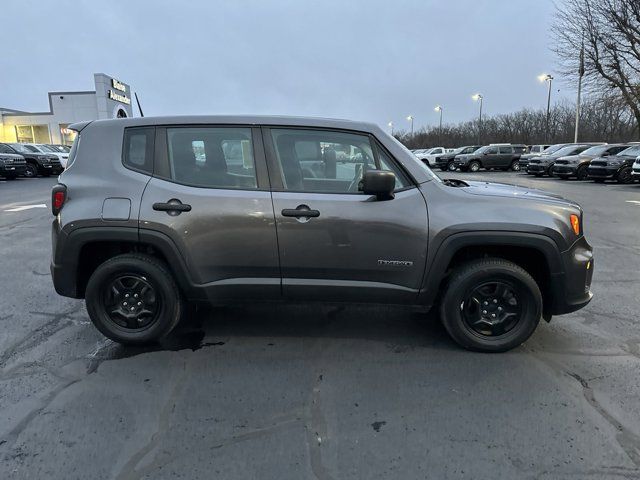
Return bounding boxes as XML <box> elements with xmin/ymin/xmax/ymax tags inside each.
<box><xmin>434</xmin><ymin>106</ymin><xmax>443</xmax><ymax>145</ymax></box>
<box><xmin>388</xmin><ymin>121</ymin><xmax>394</xmax><ymax>136</ymax></box>
<box><xmin>406</xmin><ymin>115</ymin><xmax>414</xmax><ymax>137</ymax></box>
<box><xmin>539</xmin><ymin>74</ymin><xmax>554</xmax><ymax>142</ymax></box>
<box><xmin>472</xmin><ymin>94</ymin><xmax>483</xmax><ymax>144</ymax></box>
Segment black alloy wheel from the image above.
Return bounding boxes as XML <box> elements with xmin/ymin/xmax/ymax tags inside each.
<box><xmin>24</xmin><ymin>163</ymin><xmax>38</xmax><ymax>178</ymax></box>
<box><xmin>461</xmin><ymin>281</ymin><xmax>522</xmax><ymax>337</ymax></box>
<box><xmin>102</xmin><ymin>274</ymin><xmax>160</xmax><ymax>330</ymax></box>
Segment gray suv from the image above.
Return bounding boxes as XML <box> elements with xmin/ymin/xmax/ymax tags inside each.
<box><xmin>50</xmin><ymin>116</ymin><xmax>593</xmax><ymax>352</ymax></box>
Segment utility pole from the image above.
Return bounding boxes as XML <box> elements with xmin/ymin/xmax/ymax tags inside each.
<box><xmin>406</xmin><ymin>115</ymin><xmax>414</xmax><ymax>137</ymax></box>
<box><xmin>574</xmin><ymin>42</ymin><xmax>584</xmax><ymax>142</ymax></box>
<box><xmin>434</xmin><ymin>106</ymin><xmax>443</xmax><ymax>145</ymax></box>
<box><xmin>539</xmin><ymin>74</ymin><xmax>554</xmax><ymax>142</ymax></box>
<box><xmin>472</xmin><ymin>94</ymin><xmax>483</xmax><ymax>144</ymax></box>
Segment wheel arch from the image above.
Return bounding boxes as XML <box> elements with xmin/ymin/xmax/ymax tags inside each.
<box><xmin>419</xmin><ymin>231</ymin><xmax>563</xmax><ymax>317</ymax></box>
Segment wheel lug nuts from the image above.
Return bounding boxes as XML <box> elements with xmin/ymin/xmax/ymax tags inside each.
<box><xmin>482</xmin><ymin>310</ymin><xmax>487</xmax><ymax>315</ymax></box>
<box><xmin>483</xmin><ymin>301</ymin><xmax>488</xmax><ymax>306</ymax></box>
<box><xmin>493</xmin><ymin>299</ymin><xmax>497</xmax><ymax>303</ymax></box>
<box><xmin>125</xmin><ymin>294</ymin><xmax>130</xmax><ymax>298</ymax></box>
<box><xmin>498</xmin><ymin>307</ymin><xmax>502</xmax><ymax>311</ymax></box>
<box><xmin>123</xmin><ymin>302</ymin><xmax>127</xmax><ymax>306</ymax></box>
<box><xmin>130</xmin><ymin>307</ymin><xmax>135</xmax><ymax>311</ymax></box>
<box><xmin>134</xmin><ymin>294</ymin><xmax>138</xmax><ymax>298</ymax></box>
<box><xmin>137</xmin><ymin>302</ymin><xmax>142</xmax><ymax>306</ymax></box>
<box><xmin>491</xmin><ymin>313</ymin><xmax>496</xmax><ymax>318</ymax></box>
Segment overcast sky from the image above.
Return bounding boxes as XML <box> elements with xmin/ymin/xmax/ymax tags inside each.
<box><xmin>1</xmin><ymin>0</ymin><xmax>569</xmax><ymax>132</ymax></box>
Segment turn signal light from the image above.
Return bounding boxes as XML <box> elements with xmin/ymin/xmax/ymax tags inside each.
<box><xmin>570</xmin><ymin>214</ymin><xmax>580</xmax><ymax>235</ymax></box>
<box><xmin>52</xmin><ymin>184</ymin><xmax>67</xmax><ymax>216</ymax></box>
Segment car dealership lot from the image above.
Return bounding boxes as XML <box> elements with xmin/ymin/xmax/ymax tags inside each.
<box><xmin>1</xmin><ymin>174</ymin><xmax>640</xmax><ymax>479</ymax></box>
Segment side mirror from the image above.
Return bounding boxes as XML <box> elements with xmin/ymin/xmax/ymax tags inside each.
<box><xmin>362</xmin><ymin>170</ymin><xmax>396</xmax><ymax>200</ymax></box>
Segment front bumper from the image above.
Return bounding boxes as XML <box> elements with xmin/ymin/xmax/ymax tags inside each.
<box><xmin>549</xmin><ymin>235</ymin><xmax>594</xmax><ymax>315</ymax></box>
<box><xmin>0</xmin><ymin>163</ymin><xmax>27</xmax><ymax>176</ymax></box>
<box><xmin>527</xmin><ymin>163</ymin><xmax>551</xmax><ymax>174</ymax></box>
<box><xmin>587</xmin><ymin>165</ymin><xmax>618</xmax><ymax>179</ymax></box>
<box><xmin>552</xmin><ymin>164</ymin><xmax>578</xmax><ymax>176</ymax></box>
<box><xmin>632</xmin><ymin>167</ymin><xmax>640</xmax><ymax>177</ymax></box>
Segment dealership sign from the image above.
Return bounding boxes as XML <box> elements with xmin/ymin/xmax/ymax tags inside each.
<box><xmin>108</xmin><ymin>77</ymin><xmax>130</xmax><ymax>105</ymax></box>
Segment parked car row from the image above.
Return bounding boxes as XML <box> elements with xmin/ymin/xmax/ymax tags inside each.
<box><xmin>0</xmin><ymin>143</ymin><xmax>69</xmax><ymax>179</ymax></box>
<box><xmin>415</xmin><ymin>141</ymin><xmax>640</xmax><ymax>185</ymax></box>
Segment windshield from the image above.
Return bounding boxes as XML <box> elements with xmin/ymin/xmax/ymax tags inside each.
<box><xmin>38</xmin><ymin>145</ymin><xmax>56</xmax><ymax>152</ymax></box>
<box><xmin>580</xmin><ymin>145</ymin><xmax>611</xmax><ymax>156</ymax></box>
<box><xmin>542</xmin><ymin>144</ymin><xmax>568</xmax><ymax>155</ymax></box>
<box><xmin>553</xmin><ymin>145</ymin><xmax>582</xmax><ymax>157</ymax></box>
<box><xmin>10</xmin><ymin>143</ymin><xmax>38</xmax><ymax>153</ymax></box>
<box><xmin>618</xmin><ymin>145</ymin><xmax>640</xmax><ymax>156</ymax></box>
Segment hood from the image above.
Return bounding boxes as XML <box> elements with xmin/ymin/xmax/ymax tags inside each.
<box><xmin>459</xmin><ymin>180</ymin><xmax>578</xmax><ymax>207</ymax></box>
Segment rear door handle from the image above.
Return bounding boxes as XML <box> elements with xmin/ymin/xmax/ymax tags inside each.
<box><xmin>153</xmin><ymin>199</ymin><xmax>191</xmax><ymax>215</ymax></box>
<box><xmin>282</xmin><ymin>205</ymin><xmax>320</xmax><ymax>218</ymax></box>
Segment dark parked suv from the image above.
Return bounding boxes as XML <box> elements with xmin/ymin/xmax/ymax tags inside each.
<box><xmin>1</xmin><ymin>143</ymin><xmax>63</xmax><ymax>177</ymax></box>
<box><xmin>587</xmin><ymin>144</ymin><xmax>640</xmax><ymax>184</ymax></box>
<box><xmin>526</xmin><ymin>144</ymin><xmax>596</xmax><ymax>177</ymax></box>
<box><xmin>454</xmin><ymin>144</ymin><xmax>526</xmax><ymax>172</ymax></box>
<box><xmin>552</xmin><ymin>144</ymin><xmax>629</xmax><ymax>180</ymax></box>
<box><xmin>435</xmin><ymin>145</ymin><xmax>482</xmax><ymax>172</ymax></box>
<box><xmin>51</xmin><ymin>116</ymin><xmax>593</xmax><ymax>352</ymax></box>
<box><xmin>0</xmin><ymin>144</ymin><xmax>27</xmax><ymax>179</ymax></box>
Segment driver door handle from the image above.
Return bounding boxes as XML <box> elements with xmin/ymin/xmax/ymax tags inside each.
<box><xmin>282</xmin><ymin>206</ymin><xmax>320</xmax><ymax>218</ymax></box>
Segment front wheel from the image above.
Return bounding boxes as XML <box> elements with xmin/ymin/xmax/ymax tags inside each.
<box><xmin>85</xmin><ymin>254</ymin><xmax>184</xmax><ymax>345</ymax></box>
<box><xmin>469</xmin><ymin>161</ymin><xmax>481</xmax><ymax>172</ymax></box>
<box><xmin>448</xmin><ymin>162</ymin><xmax>457</xmax><ymax>172</ymax></box>
<box><xmin>576</xmin><ymin>165</ymin><xmax>588</xmax><ymax>181</ymax></box>
<box><xmin>439</xmin><ymin>258</ymin><xmax>542</xmax><ymax>352</ymax></box>
<box><xmin>510</xmin><ymin>160</ymin><xmax>521</xmax><ymax>172</ymax></box>
<box><xmin>24</xmin><ymin>163</ymin><xmax>38</xmax><ymax>178</ymax></box>
<box><xmin>617</xmin><ymin>167</ymin><xmax>633</xmax><ymax>184</ymax></box>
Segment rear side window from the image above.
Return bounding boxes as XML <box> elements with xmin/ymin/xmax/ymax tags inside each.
<box><xmin>123</xmin><ymin>127</ymin><xmax>155</xmax><ymax>174</ymax></box>
<box><xmin>65</xmin><ymin>135</ymin><xmax>81</xmax><ymax>168</ymax></box>
<box><xmin>513</xmin><ymin>146</ymin><xmax>526</xmax><ymax>153</ymax></box>
<box><xmin>166</xmin><ymin>127</ymin><xmax>257</xmax><ymax>189</ymax></box>
<box><xmin>499</xmin><ymin>146</ymin><xmax>512</xmax><ymax>154</ymax></box>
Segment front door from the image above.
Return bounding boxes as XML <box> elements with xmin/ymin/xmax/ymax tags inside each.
<box><xmin>138</xmin><ymin>125</ymin><xmax>280</xmax><ymax>300</ymax></box>
<box><xmin>264</xmin><ymin>127</ymin><xmax>429</xmax><ymax>303</ymax></box>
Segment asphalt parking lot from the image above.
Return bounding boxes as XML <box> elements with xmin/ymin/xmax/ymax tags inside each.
<box><xmin>1</xmin><ymin>172</ymin><xmax>639</xmax><ymax>480</ymax></box>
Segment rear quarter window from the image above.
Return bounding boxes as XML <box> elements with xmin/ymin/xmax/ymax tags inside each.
<box><xmin>123</xmin><ymin>127</ymin><xmax>155</xmax><ymax>174</ymax></box>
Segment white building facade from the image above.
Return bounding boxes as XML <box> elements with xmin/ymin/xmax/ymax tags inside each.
<box><xmin>0</xmin><ymin>73</ymin><xmax>134</xmax><ymax>145</ymax></box>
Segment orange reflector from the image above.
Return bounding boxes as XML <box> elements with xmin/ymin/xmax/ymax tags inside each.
<box><xmin>570</xmin><ymin>214</ymin><xmax>580</xmax><ymax>235</ymax></box>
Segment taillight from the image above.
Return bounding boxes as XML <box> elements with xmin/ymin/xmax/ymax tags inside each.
<box><xmin>570</xmin><ymin>214</ymin><xmax>581</xmax><ymax>235</ymax></box>
<box><xmin>52</xmin><ymin>184</ymin><xmax>66</xmax><ymax>216</ymax></box>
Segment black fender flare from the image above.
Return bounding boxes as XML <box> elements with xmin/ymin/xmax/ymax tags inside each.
<box><xmin>418</xmin><ymin>231</ymin><xmax>563</xmax><ymax>310</ymax></box>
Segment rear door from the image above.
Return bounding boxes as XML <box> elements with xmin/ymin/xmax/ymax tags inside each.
<box><xmin>263</xmin><ymin>126</ymin><xmax>429</xmax><ymax>303</ymax></box>
<box><xmin>498</xmin><ymin>146</ymin><xmax>514</xmax><ymax>167</ymax></box>
<box><xmin>138</xmin><ymin>125</ymin><xmax>280</xmax><ymax>300</ymax></box>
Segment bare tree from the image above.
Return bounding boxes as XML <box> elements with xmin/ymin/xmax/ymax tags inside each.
<box><xmin>552</xmin><ymin>0</ymin><xmax>640</xmax><ymax>135</ymax></box>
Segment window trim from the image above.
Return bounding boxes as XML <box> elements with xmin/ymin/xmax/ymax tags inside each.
<box><xmin>262</xmin><ymin>125</ymin><xmax>416</xmax><ymax>195</ymax></box>
<box><xmin>151</xmin><ymin>124</ymin><xmax>269</xmax><ymax>191</ymax></box>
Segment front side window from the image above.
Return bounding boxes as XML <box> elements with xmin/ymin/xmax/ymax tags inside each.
<box><xmin>270</xmin><ymin>128</ymin><xmax>408</xmax><ymax>193</ymax></box>
<box><xmin>485</xmin><ymin>146</ymin><xmax>499</xmax><ymax>154</ymax></box>
<box><xmin>166</xmin><ymin>127</ymin><xmax>257</xmax><ymax>189</ymax></box>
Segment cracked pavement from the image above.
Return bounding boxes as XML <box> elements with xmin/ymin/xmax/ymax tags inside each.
<box><xmin>0</xmin><ymin>173</ymin><xmax>639</xmax><ymax>479</ymax></box>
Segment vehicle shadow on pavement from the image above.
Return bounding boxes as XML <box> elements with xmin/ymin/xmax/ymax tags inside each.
<box><xmin>96</xmin><ymin>304</ymin><xmax>460</xmax><ymax>366</ymax></box>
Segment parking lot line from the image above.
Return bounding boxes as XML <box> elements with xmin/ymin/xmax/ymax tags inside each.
<box><xmin>4</xmin><ymin>203</ymin><xmax>48</xmax><ymax>212</ymax></box>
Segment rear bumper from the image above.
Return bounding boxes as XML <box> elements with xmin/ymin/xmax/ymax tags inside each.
<box><xmin>549</xmin><ymin>235</ymin><xmax>594</xmax><ymax>315</ymax></box>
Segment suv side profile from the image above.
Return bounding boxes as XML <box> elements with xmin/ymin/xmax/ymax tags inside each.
<box><xmin>435</xmin><ymin>145</ymin><xmax>482</xmax><ymax>171</ymax></box>
<box><xmin>51</xmin><ymin>116</ymin><xmax>593</xmax><ymax>352</ymax></box>
<box><xmin>454</xmin><ymin>144</ymin><xmax>526</xmax><ymax>172</ymax></box>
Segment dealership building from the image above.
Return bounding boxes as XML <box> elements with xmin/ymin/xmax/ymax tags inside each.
<box><xmin>0</xmin><ymin>73</ymin><xmax>134</xmax><ymax>146</ymax></box>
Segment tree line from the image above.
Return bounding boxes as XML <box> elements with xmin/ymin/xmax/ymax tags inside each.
<box><xmin>397</xmin><ymin>95</ymin><xmax>638</xmax><ymax>149</ymax></box>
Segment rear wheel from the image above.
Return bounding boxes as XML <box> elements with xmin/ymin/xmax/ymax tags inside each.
<box><xmin>510</xmin><ymin>160</ymin><xmax>521</xmax><ymax>172</ymax></box>
<box><xmin>469</xmin><ymin>161</ymin><xmax>481</xmax><ymax>172</ymax></box>
<box><xmin>439</xmin><ymin>258</ymin><xmax>542</xmax><ymax>352</ymax></box>
<box><xmin>85</xmin><ymin>254</ymin><xmax>184</xmax><ymax>345</ymax></box>
<box><xmin>576</xmin><ymin>165</ymin><xmax>588</xmax><ymax>181</ymax></box>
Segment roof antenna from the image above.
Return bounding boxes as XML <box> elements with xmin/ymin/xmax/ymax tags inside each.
<box><xmin>134</xmin><ymin>92</ymin><xmax>144</xmax><ymax>117</ymax></box>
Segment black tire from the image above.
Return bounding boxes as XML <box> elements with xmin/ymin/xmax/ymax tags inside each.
<box><xmin>439</xmin><ymin>258</ymin><xmax>542</xmax><ymax>352</ymax></box>
<box><xmin>617</xmin><ymin>167</ymin><xmax>633</xmax><ymax>184</ymax></box>
<box><xmin>576</xmin><ymin>165</ymin><xmax>588</xmax><ymax>181</ymax></box>
<box><xmin>469</xmin><ymin>160</ymin><xmax>481</xmax><ymax>172</ymax></box>
<box><xmin>24</xmin><ymin>163</ymin><xmax>38</xmax><ymax>178</ymax></box>
<box><xmin>447</xmin><ymin>162</ymin><xmax>457</xmax><ymax>172</ymax></box>
<box><xmin>85</xmin><ymin>254</ymin><xmax>184</xmax><ymax>345</ymax></box>
<box><xmin>510</xmin><ymin>160</ymin><xmax>521</xmax><ymax>172</ymax></box>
